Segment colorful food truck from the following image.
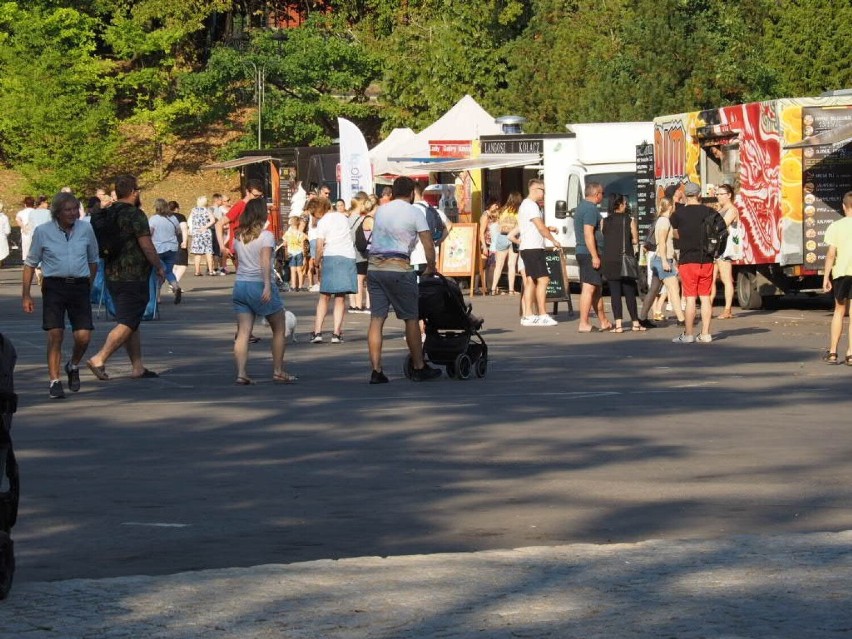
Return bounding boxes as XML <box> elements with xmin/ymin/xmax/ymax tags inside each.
<box><xmin>654</xmin><ymin>94</ymin><xmax>852</xmax><ymax>308</ymax></box>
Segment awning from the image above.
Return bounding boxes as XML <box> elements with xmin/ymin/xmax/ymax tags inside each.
<box><xmin>201</xmin><ymin>155</ymin><xmax>276</xmax><ymax>171</ymax></box>
<box><xmin>785</xmin><ymin>121</ymin><xmax>852</xmax><ymax>149</ymax></box>
<box><xmin>403</xmin><ymin>154</ymin><xmax>541</xmax><ymax>173</ymax></box>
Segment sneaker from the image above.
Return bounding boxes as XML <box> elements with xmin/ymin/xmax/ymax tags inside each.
<box><xmin>411</xmin><ymin>363</ymin><xmax>442</xmax><ymax>382</ymax></box>
<box><xmin>64</xmin><ymin>361</ymin><xmax>81</xmax><ymax>392</ymax></box>
<box><xmin>536</xmin><ymin>314</ymin><xmax>558</xmax><ymax>326</ymax></box>
<box><xmin>696</xmin><ymin>333</ymin><xmax>713</xmax><ymax>343</ymax></box>
<box><xmin>331</xmin><ymin>333</ymin><xmax>343</xmax><ymax>344</ymax></box>
<box><xmin>49</xmin><ymin>380</ymin><xmax>65</xmax><ymax>399</ymax></box>
<box><xmin>369</xmin><ymin>369</ymin><xmax>389</xmax><ymax>384</ymax></box>
<box><xmin>520</xmin><ymin>315</ymin><xmax>538</xmax><ymax>326</ymax></box>
<box><xmin>639</xmin><ymin>319</ymin><xmax>656</xmax><ymax>329</ymax></box>
<box><xmin>309</xmin><ymin>284</ymin><xmax>320</xmax><ymax>292</ymax></box>
<box><xmin>672</xmin><ymin>332</ymin><xmax>696</xmax><ymax>344</ymax></box>
<box><xmin>310</xmin><ymin>332</ymin><xmax>323</xmax><ymax>344</ymax></box>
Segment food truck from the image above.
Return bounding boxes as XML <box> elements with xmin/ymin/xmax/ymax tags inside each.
<box><xmin>653</xmin><ymin>93</ymin><xmax>852</xmax><ymax>308</ymax></box>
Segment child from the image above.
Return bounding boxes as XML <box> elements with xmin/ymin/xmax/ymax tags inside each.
<box><xmin>283</xmin><ymin>215</ymin><xmax>307</xmax><ymax>291</ymax></box>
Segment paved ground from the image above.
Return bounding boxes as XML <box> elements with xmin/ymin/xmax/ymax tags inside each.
<box><xmin>0</xmin><ymin>267</ymin><xmax>850</xmax><ymax>636</ymax></box>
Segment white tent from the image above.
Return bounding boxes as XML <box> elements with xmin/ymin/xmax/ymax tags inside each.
<box><xmin>378</xmin><ymin>95</ymin><xmax>503</xmax><ymax>177</ymax></box>
<box><xmin>369</xmin><ymin>127</ymin><xmax>416</xmax><ymax>179</ymax></box>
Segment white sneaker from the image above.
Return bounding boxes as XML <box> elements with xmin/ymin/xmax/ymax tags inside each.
<box><xmin>696</xmin><ymin>333</ymin><xmax>713</xmax><ymax>343</ymax></box>
<box><xmin>536</xmin><ymin>314</ymin><xmax>558</xmax><ymax>326</ymax></box>
<box><xmin>672</xmin><ymin>332</ymin><xmax>695</xmax><ymax>344</ymax></box>
<box><xmin>520</xmin><ymin>316</ymin><xmax>537</xmax><ymax>326</ymax></box>
<box><xmin>309</xmin><ymin>284</ymin><xmax>320</xmax><ymax>292</ymax></box>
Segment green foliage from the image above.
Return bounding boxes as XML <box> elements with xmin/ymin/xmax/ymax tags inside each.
<box><xmin>0</xmin><ymin>2</ymin><xmax>119</xmax><ymax>192</ymax></box>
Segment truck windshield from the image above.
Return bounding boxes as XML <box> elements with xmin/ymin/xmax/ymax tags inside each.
<box><xmin>590</xmin><ymin>172</ymin><xmax>638</xmax><ymax>214</ymax></box>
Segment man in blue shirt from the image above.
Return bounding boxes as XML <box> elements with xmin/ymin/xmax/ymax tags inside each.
<box><xmin>22</xmin><ymin>193</ymin><xmax>99</xmax><ymax>399</ymax></box>
<box><xmin>574</xmin><ymin>181</ymin><xmax>612</xmax><ymax>332</ymax></box>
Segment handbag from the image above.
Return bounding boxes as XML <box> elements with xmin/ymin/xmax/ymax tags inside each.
<box><xmin>619</xmin><ymin>216</ymin><xmax>639</xmax><ymax>279</ymax></box>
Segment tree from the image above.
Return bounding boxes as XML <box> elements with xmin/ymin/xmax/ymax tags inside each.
<box><xmin>0</xmin><ymin>3</ymin><xmax>119</xmax><ymax>193</ymax></box>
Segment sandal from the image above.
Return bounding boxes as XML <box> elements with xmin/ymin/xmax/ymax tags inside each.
<box><xmin>235</xmin><ymin>376</ymin><xmax>255</xmax><ymax>385</ymax></box>
<box><xmin>273</xmin><ymin>372</ymin><xmax>298</xmax><ymax>384</ymax></box>
<box><xmin>130</xmin><ymin>368</ymin><xmax>159</xmax><ymax>379</ymax></box>
<box><xmin>86</xmin><ymin>360</ymin><xmax>109</xmax><ymax>381</ymax></box>
<box><xmin>846</xmin><ymin>355</ymin><xmax>852</xmax><ymax>367</ymax></box>
<box><xmin>823</xmin><ymin>352</ymin><xmax>839</xmax><ymax>364</ymax></box>
<box><xmin>631</xmin><ymin>323</ymin><xmax>647</xmax><ymax>332</ymax></box>
<box><xmin>717</xmin><ymin>312</ymin><xmax>735</xmax><ymax>320</ymax></box>
<box><xmin>610</xmin><ymin>326</ymin><xmax>624</xmax><ymax>333</ymax></box>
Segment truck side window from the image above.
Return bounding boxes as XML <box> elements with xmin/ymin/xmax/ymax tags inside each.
<box><xmin>567</xmin><ymin>175</ymin><xmax>581</xmax><ymax>214</ymax></box>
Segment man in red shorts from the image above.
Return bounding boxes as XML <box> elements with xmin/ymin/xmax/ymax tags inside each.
<box><xmin>670</xmin><ymin>181</ymin><xmax>716</xmax><ymax>343</ymax></box>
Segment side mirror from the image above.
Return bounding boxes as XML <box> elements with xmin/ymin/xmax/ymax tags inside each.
<box><xmin>555</xmin><ymin>200</ymin><xmax>568</xmax><ymax>219</ymax></box>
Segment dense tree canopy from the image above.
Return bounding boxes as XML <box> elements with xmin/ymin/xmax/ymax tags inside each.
<box><xmin>0</xmin><ymin>0</ymin><xmax>850</xmax><ymax>193</ymax></box>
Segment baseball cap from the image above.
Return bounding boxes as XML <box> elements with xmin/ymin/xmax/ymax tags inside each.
<box><xmin>684</xmin><ymin>181</ymin><xmax>701</xmax><ymax>197</ymax></box>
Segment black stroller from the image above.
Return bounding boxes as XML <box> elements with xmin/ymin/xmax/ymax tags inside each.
<box><xmin>404</xmin><ymin>273</ymin><xmax>488</xmax><ymax>380</ymax></box>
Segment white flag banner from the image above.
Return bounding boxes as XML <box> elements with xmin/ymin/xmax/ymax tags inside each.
<box><xmin>338</xmin><ymin>117</ymin><xmax>373</xmax><ymax>203</ymax></box>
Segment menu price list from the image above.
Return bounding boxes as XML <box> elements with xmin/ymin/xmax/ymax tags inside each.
<box><xmin>801</xmin><ymin>107</ymin><xmax>852</xmax><ymax>267</ymax></box>
<box><xmin>635</xmin><ymin>144</ymin><xmax>656</xmax><ymax>237</ymax></box>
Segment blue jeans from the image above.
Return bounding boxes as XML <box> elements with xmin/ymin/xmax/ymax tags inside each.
<box><xmin>158</xmin><ymin>250</ymin><xmax>178</xmax><ymax>286</ymax></box>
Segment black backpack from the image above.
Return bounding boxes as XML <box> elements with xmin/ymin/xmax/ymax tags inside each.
<box><xmin>90</xmin><ymin>204</ymin><xmax>125</xmax><ymax>261</ymax></box>
<box><xmin>701</xmin><ymin>211</ymin><xmax>729</xmax><ymax>259</ymax></box>
<box><xmin>414</xmin><ymin>201</ymin><xmax>446</xmax><ymax>245</ymax></box>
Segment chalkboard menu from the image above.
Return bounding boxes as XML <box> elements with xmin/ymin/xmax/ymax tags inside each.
<box><xmin>802</xmin><ymin>107</ymin><xmax>852</xmax><ymax>268</ymax></box>
<box><xmin>545</xmin><ymin>249</ymin><xmax>569</xmax><ymax>301</ymax></box>
<box><xmin>635</xmin><ymin>144</ymin><xmax>656</xmax><ymax>237</ymax></box>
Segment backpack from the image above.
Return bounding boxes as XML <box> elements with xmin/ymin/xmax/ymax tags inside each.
<box><xmin>414</xmin><ymin>201</ymin><xmax>446</xmax><ymax>245</ymax></box>
<box><xmin>701</xmin><ymin>211</ymin><xmax>729</xmax><ymax>259</ymax></box>
<box><xmin>90</xmin><ymin>205</ymin><xmax>124</xmax><ymax>261</ymax></box>
<box><xmin>353</xmin><ymin>217</ymin><xmax>371</xmax><ymax>255</ymax></box>
<box><xmin>642</xmin><ymin>219</ymin><xmax>658</xmax><ymax>252</ymax></box>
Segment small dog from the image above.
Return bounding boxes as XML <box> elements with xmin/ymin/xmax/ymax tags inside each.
<box><xmin>285</xmin><ymin>310</ymin><xmax>298</xmax><ymax>343</ymax></box>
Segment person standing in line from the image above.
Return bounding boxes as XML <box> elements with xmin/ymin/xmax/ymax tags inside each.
<box><xmin>366</xmin><ymin>176</ymin><xmax>441</xmax><ymax>383</ymax></box>
<box><xmin>149</xmin><ymin>198</ymin><xmax>183</xmax><ymax>304</ymax></box>
<box><xmin>575</xmin><ymin>182</ymin><xmax>613</xmax><ymax>333</ymax></box>
<box><xmin>491</xmin><ymin>192</ymin><xmax>521</xmax><ymax>296</ymax></box>
<box><xmin>412</xmin><ymin>181</ymin><xmax>451</xmax><ymax>276</ymax></box>
<box><xmin>670</xmin><ymin>181</ymin><xmax>717</xmax><ymax>344</ymax></box>
<box><xmin>601</xmin><ymin>193</ymin><xmax>643</xmax><ymax>332</ymax></box>
<box><xmin>22</xmin><ymin>193</ymin><xmax>99</xmax><ymax>398</ymax></box>
<box><xmin>347</xmin><ymin>191</ymin><xmax>372</xmax><ymax>312</ymax></box>
<box><xmin>822</xmin><ymin>191</ymin><xmax>852</xmax><ymax>365</ymax></box>
<box><xmin>189</xmin><ymin>196</ymin><xmax>216</xmax><ymax>276</ymax></box>
<box><xmin>518</xmin><ymin>178</ymin><xmax>561</xmax><ymax>326</ymax></box>
<box><xmin>710</xmin><ymin>184</ymin><xmax>741</xmax><ymax>319</ymax></box>
<box><xmin>231</xmin><ymin>198</ymin><xmax>294</xmax><ymax>384</ymax></box>
<box><xmin>646</xmin><ymin>197</ymin><xmax>685</xmax><ymax>327</ymax></box>
<box><xmin>86</xmin><ymin>175</ymin><xmax>165</xmax><ymax>380</ymax></box>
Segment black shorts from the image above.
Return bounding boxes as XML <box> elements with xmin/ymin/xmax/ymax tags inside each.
<box><xmin>833</xmin><ymin>276</ymin><xmax>852</xmax><ymax>302</ymax></box>
<box><xmin>107</xmin><ymin>280</ymin><xmax>150</xmax><ymax>330</ymax></box>
<box><xmin>577</xmin><ymin>253</ymin><xmax>603</xmax><ymax>286</ymax></box>
<box><xmin>41</xmin><ymin>277</ymin><xmax>93</xmax><ymax>331</ymax></box>
<box><xmin>356</xmin><ymin>260</ymin><xmax>368</xmax><ymax>276</ymax></box>
<box><xmin>520</xmin><ymin>249</ymin><xmax>548</xmax><ymax>280</ymax></box>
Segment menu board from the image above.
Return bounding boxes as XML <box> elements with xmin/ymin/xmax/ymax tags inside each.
<box><xmin>635</xmin><ymin>144</ymin><xmax>656</xmax><ymax>238</ymax></box>
<box><xmin>801</xmin><ymin>106</ymin><xmax>852</xmax><ymax>268</ymax></box>
<box><xmin>545</xmin><ymin>249</ymin><xmax>569</xmax><ymax>301</ymax></box>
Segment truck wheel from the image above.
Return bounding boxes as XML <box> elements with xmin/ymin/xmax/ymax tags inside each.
<box><xmin>736</xmin><ymin>270</ymin><xmax>762</xmax><ymax>310</ymax></box>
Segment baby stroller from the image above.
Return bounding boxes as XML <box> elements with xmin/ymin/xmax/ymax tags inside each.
<box><xmin>273</xmin><ymin>243</ymin><xmax>290</xmax><ymax>292</ymax></box>
<box><xmin>405</xmin><ymin>273</ymin><xmax>487</xmax><ymax>380</ymax></box>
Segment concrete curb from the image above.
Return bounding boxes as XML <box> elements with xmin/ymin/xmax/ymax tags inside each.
<box><xmin>3</xmin><ymin>530</ymin><xmax>851</xmax><ymax>638</ymax></box>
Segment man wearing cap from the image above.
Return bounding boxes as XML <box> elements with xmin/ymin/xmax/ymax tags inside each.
<box><xmin>670</xmin><ymin>181</ymin><xmax>716</xmax><ymax>343</ymax></box>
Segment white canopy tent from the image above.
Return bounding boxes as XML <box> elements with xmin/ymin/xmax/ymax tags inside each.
<box><xmin>369</xmin><ymin>127</ymin><xmax>416</xmax><ymax>180</ymax></box>
<box><xmin>374</xmin><ymin>95</ymin><xmax>503</xmax><ymax>179</ymax></box>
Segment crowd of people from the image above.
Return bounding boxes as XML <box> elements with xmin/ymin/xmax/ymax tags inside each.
<box><xmin>12</xmin><ymin>170</ymin><xmax>852</xmax><ymax>398</ymax></box>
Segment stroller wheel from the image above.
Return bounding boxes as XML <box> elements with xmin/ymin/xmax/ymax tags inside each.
<box><xmin>402</xmin><ymin>355</ymin><xmax>414</xmax><ymax>380</ymax></box>
<box><xmin>475</xmin><ymin>356</ymin><xmax>487</xmax><ymax>378</ymax></box>
<box><xmin>454</xmin><ymin>353</ymin><xmax>472</xmax><ymax>380</ymax></box>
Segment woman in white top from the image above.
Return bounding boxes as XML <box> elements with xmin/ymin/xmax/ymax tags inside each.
<box><xmin>149</xmin><ymin>198</ymin><xmax>183</xmax><ymax>304</ymax></box>
<box><xmin>310</xmin><ymin>197</ymin><xmax>357</xmax><ymax>343</ymax></box>
<box><xmin>711</xmin><ymin>184</ymin><xmax>741</xmax><ymax>319</ymax></box>
<box><xmin>232</xmin><ymin>198</ymin><xmax>294</xmax><ymax>385</ymax></box>
<box><xmin>649</xmin><ymin>197</ymin><xmax>685</xmax><ymax>324</ymax></box>
<box><xmin>16</xmin><ymin>197</ymin><xmax>35</xmax><ymax>263</ymax></box>
<box><xmin>0</xmin><ymin>207</ymin><xmax>11</xmax><ymax>266</ymax></box>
